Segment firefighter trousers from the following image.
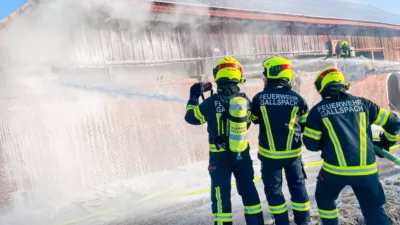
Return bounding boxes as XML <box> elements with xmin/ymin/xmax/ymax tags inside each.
<box><xmin>259</xmin><ymin>155</ymin><xmax>310</xmax><ymax>225</ymax></box>
<box><xmin>315</xmin><ymin>169</ymin><xmax>391</xmax><ymax>225</ymax></box>
<box><xmin>209</xmin><ymin>159</ymin><xmax>264</xmax><ymax>225</ymax></box>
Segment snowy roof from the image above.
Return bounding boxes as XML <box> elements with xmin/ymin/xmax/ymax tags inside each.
<box><xmin>151</xmin><ymin>0</ymin><xmax>400</xmax><ymax>26</ymax></box>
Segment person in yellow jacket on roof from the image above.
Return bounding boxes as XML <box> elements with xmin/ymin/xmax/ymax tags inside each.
<box><xmin>303</xmin><ymin>66</ymin><xmax>400</xmax><ymax>225</ymax></box>
<box><xmin>251</xmin><ymin>57</ymin><xmax>311</xmax><ymax>225</ymax></box>
<box><xmin>339</xmin><ymin>41</ymin><xmax>351</xmax><ymax>58</ymax></box>
<box><xmin>184</xmin><ymin>56</ymin><xmax>264</xmax><ymax>225</ymax></box>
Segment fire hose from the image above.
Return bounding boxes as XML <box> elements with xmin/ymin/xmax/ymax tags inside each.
<box><xmin>374</xmin><ymin>145</ymin><xmax>400</xmax><ymax>166</ymax></box>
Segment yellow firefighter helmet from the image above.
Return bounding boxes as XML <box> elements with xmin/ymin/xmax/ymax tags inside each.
<box><xmin>213</xmin><ymin>56</ymin><xmax>244</xmax><ymax>83</ymax></box>
<box><xmin>314</xmin><ymin>66</ymin><xmax>350</xmax><ymax>93</ymax></box>
<box><xmin>262</xmin><ymin>57</ymin><xmax>294</xmax><ymax>81</ymax></box>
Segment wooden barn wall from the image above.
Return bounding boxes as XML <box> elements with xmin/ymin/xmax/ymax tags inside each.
<box><xmin>53</xmin><ymin>18</ymin><xmax>400</xmax><ymax>183</ymax></box>
<box><xmin>68</xmin><ymin>19</ymin><xmax>400</xmax><ymax>65</ymax></box>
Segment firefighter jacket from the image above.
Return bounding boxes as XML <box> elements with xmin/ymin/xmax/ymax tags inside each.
<box><xmin>340</xmin><ymin>45</ymin><xmax>350</xmax><ymax>57</ymax></box>
<box><xmin>303</xmin><ymin>93</ymin><xmax>400</xmax><ymax>176</ymax></box>
<box><xmin>251</xmin><ymin>85</ymin><xmax>309</xmax><ymax>159</ymax></box>
<box><xmin>184</xmin><ymin>89</ymin><xmax>253</xmax><ymax>164</ymax></box>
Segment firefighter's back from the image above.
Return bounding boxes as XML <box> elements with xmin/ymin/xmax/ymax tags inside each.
<box><xmin>199</xmin><ymin>94</ymin><xmax>252</xmax><ymax>164</ymax></box>
<box><xmin>303</xmin><ymin>66</ymin><xmax>398</xmax><ymax>225</ymax></box>
<box><xmin>252</xmin><ymin>88</ymin><xmax>308</xmax><ymax>159</ymax></box>
<box><xmin>184</xmin><ymin>56</ymin><xmax>265</xmax><ymax>225</ymax></box>
<box><xmin>315</xmin><ymin>94</ymin><xmax>378</xmax><ymax>176</ymax></box>
<box><xmin>251</xmin><ymin>57</ymin><xmax>311</xmax><ymax>225</ymax></box>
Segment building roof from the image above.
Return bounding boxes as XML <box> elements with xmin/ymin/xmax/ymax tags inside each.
<box><xmin>0</xmin><ymin>0</ymin><xmax>28</xmax><ymax>21</ymax></box>
<box><xmin>0</xmin><ymin>0</ymin><xmax>32</xmax><ymax>28</ymax></box>
<box><xmin>2</xmin><ymin>0</ymin><xmax>400</xmax><ymax>30</ymax></box>
<box><xmin>150</xmin><ymin>0</ymin><xmax>400</xmax><ymax>26</ymax></box>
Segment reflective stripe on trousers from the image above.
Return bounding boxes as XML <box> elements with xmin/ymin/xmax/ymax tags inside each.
<box><xmin>318</xmin><ymin>208</ymin><xmax>339</xmax><ymax>219</ymax></box>
<box><xmin>268</xmin><ymin>202</ymin><xmax>288</xmax><ymax>214</ymax></box>
<box><xmin>214</xmin><ymin>186</ymin><xmax>233</xmax><ymax>224</ymax></box>
<box><xmin>292</xmin><ymin>201</ymin><xmax>310</xmax><ymax>212</ymax></box>
<box><xmin>244</xmin><ymin>204</ymin><xmax>263</xmax><ymax>214</ymax></box>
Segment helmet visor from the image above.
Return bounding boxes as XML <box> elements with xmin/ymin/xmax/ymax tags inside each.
<box><xmin>268</xmin><ymin>64</ymin><xmax>292</xmax><ymax>77</ymax></box>
<box><xmin>217</xmin><ymin>63</ymin><xmax>242</xmax><ymax>73</ymax></box>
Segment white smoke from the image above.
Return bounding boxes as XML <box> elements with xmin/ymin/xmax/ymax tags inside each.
<box><xmin>0</xmin><ymin>0</ymin><xmax>213</xmax><ymax>218</ymax></box>
<box><xmin>0</xmin><ymin>0</ymin><xmax>155</xmax><ymax>68</ymax></box>
<box><xmin>0</xmin><ymin>0</ymin><xmax>211</xmax><ymax>69</ymax></box>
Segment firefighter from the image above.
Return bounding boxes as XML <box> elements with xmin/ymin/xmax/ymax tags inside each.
<box><xmin>251</xmin><ymin>57</ymin><xmax>310</xmax><ymax>225</ymax></box>
<box><xmin>339</xmin><ymin>41</ymin><xmax>351</xmax><ymax>58</ymax></box>
<box><xmin>303</xmin><ymin>66</ymin><xmax>400</xmax><ymax>225</ymax></box>
<box><xmin>184</xmin><ymin>56</ymin><xmax>264</xmax><ymax>225</ymax></box>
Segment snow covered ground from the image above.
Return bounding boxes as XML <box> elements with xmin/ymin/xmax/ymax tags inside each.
<box><xmin>1</xmin><ymin>138</ymin><xmax>399</xmax><ymax>225</ymax></box>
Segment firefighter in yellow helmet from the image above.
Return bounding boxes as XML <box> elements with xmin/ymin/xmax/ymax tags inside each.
<box><xmin>339</xmin><ymin>41</ymin><xmax>351</xmax><ymax>58</ymax></box>
<box><xmin>250</xmin><ymin>57</ymin><xmax>310</xmax><ymax>225</ymax></box>
<box><xmin>184</xmin><ymin>56</ymin><xmax>264</xmax><ymax>225</ymax></box>
<box><xmin>303</xmin><ymin>67</ymin><xmax>400</xmax><ymax>225</ymax></box>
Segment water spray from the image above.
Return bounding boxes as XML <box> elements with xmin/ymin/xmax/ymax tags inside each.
<box><xmin>61</xmin><ymin>83</ymin><xmax>188</xmax><ymax>104</ymax></box>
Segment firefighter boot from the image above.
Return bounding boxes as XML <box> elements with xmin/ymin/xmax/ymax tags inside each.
<box><xmin>271</xmin><ymin>211</ymin><xmax>291</xmax><ymax>225</ymax></box>
<box><xmin>244</xmin><ymin>213</ymin><xmax>265</xmax><ymax>225</ymax></box>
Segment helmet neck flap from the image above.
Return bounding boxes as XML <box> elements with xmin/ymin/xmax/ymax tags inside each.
<box><xmin>321</xmin><ymin>82</ymin><xmax>349</xmax><ymax>100</ymax></box>
<box><xmin>216</xmin><ymin>82</ymin><xmax>240</xmax><ymax>96</ymax></box>
<box><xmin>265</xmin><ymin>78</ymin><xmax>292</xmax><ymax>90</ymax></box>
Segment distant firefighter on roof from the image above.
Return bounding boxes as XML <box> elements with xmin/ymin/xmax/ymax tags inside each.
<box><xmin>339</xmin><ymin>41</ymin><xmax>352</xmax><ymax>58</ymax></box>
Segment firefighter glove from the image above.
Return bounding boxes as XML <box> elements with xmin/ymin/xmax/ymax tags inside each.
<box><xmin>189</xmin><ymin>82</ymin><xmax>203</xmax><ymax>99</ymax></box>
<box><xmin>373</xmin><ymin>140</ymin><xmax>389</xmax><ymax>158</ymax></box>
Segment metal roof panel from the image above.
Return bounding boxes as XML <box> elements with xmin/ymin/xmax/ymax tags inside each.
<box><xmin>151</xmin><ymin>0</ymin><xmax>400</xmax><ymax>25</ymax></box>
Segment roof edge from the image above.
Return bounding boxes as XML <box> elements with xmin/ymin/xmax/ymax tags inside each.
<box><xmin>2</xmin><ymin>1</ymin><xmax>400</xmax><ymax>31</ymax></box>
<box><xmin>0</xmin><ymin>0</ymin><xmax>34</xmax><ymax>29</ymax></box>
<box><xmin>150</xmin><ymin>1</ymin><xmax>400</xmax><ymax>30</ymax></box>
